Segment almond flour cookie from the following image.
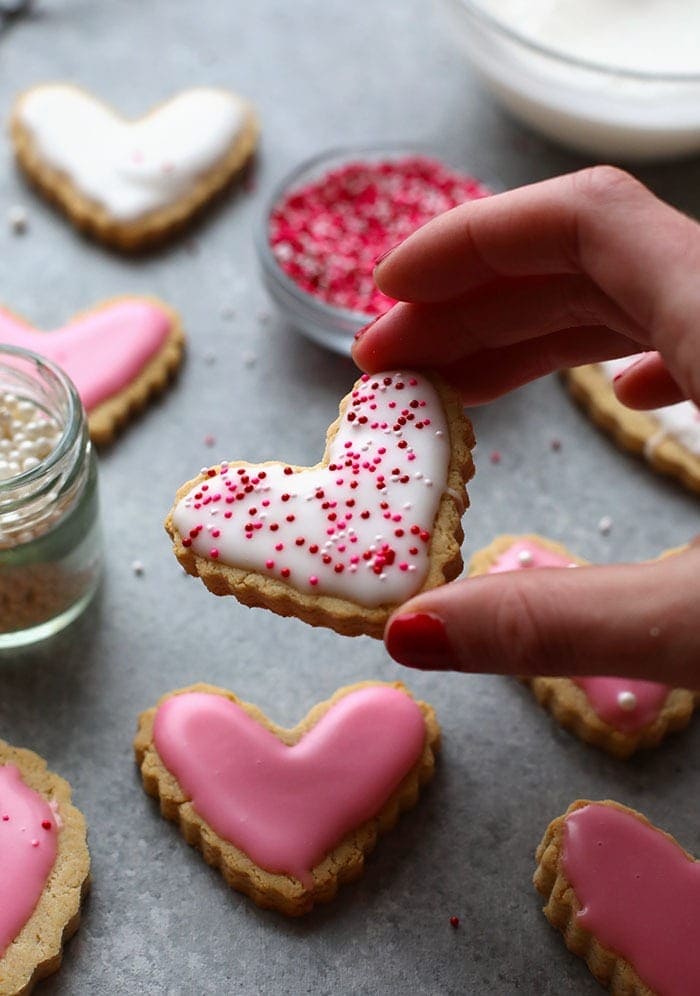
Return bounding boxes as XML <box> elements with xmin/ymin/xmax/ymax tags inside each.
<box><xmin>534</xmin><ymin>799</ymin><xmax>700</xmax><ymax>995</ymax></box>
<box><xmin>134</xmin><ymin>681</ymin><xmax>440</xmax><ymax>916</ymax></box>
<box><xmin>11</xmin><ymin>84</ymin><xmax>258</xmax><ymax>251</ymax></box>
<box><xmin>566</xmin><ymin>359</ymin><xmax>700</xmax><ymax>494</ymax></box>
<box><xmin>468</xmin><ymin>534</ymin><xmax>697</xmax><ymax>758</ymax></box>
<box><xmin>0</xmin><ymin>741</ymin><xmax>90</xmax><ymax>995</ymax></box>
<box><xmin>0</xmin><ymin>296</ymin><xmax>184</xmax><ymax>445</ymax></box>
<box><xmin>166</xmin><ymin>370</ymin><xmax>474</xmax><ymax>638</ymax></box>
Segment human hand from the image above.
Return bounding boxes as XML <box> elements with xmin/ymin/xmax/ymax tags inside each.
<box><xmin>352</xmin><ymin>167</ymin><xmax>700</xmax><ymax>687</ymax></box>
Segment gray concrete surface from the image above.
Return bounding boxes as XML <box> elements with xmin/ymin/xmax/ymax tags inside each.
<box><xmin>0</xmin><ymin>1</ymin><xmax>698</xmax><ymax>993</ymax></box>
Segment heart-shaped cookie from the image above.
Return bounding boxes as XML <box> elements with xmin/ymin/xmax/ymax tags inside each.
<box><xmin>134</xmin><ymin>681</ymin><xmax>440</xmax><ymax>915</ymax></box>
<box><xmin>166</xmin><ymin>370</ymin><xmax>474</xmax><ymax>638</ymax></box>
<box><xmin>535</xmin><ymin>800</ymin><xmax>700</xmax><ymax>995</ymax></box>
<box><xmin>468</xmin><ymin>534</ymin><xmax>698</xmax><ymax>757</ymax></box>
<box><xmin>0</xmin><ymin>296</ymin><xmax>184</xmax><ymax>445</ymax></box>
<box><xmin>566</xmin><ymin>359</ymin><xmax>700</xmax><ymax>494</ymax></box>
<box><xmin>11</xmin><ymin>84</ymin><xmax>258</xmax><ymax>250</ymax></box>
<box><xmin>0</xmin><ymin>740</ymin><xmax>90</xmax><ymax>994</ymax></box>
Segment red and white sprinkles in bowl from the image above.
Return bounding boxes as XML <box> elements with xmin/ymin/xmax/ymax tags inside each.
<box><xmin>269</xmin><ymin>155</ymin><xmax>491</xmax><ymax>316</ymax></box>
<box><xmin>172</xmin><ymin>372</ymin><xmax>452</xmax><ymax>607</ymax></box>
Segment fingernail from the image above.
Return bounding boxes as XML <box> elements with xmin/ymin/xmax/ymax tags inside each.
<box><xmin>354</xmin><ymin>316</ymin><xmax>378</xmax><ymax>343</ymax></box>
<box><xmin>374</xmin><ymin>243</ymin><xmax>399</xmax><ymax>269</ymax></box>
<box><xmin>613</xmin><ymin>356</ymin><xmax>644</xmax><ymax>382</ymax></box>
<box><xmin>385</xmin><ymin>611</ymin><xmax>457</xmax><ymax>670</ymax></box>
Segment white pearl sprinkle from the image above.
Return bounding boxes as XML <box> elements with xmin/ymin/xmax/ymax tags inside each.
<box><xmin>617</xmin><ymin>690</ymin><xmax>637</xmax><ymax>711</ymax></box>
<box><xmin>131</xmin><ymin>560</ymin><xmax>145</xmax><ymax>576</ymax></box>
<box><xmin>7</xmin><ymin>204</ymin><xmax>28</xmax><ymax>233</ymax></box>
<box><xmin>598</xmin><ymin>515</ymin><xmax>613</xmax><ymax>535</ymax></box>
<box><xmin>517</xmin><ymin>549</ymin><xmax>534</xmax><ymax>567</ymax></box>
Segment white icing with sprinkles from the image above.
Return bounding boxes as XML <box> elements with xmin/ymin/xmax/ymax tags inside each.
<box><xmin>173</xmin><ymin>372</ymin><xmax>454</xmax><ymax>607</ymax></box>
<box><xmin>17</xmin><ymin>85</ymin><xmax>247</xmax><ymax>221</ymax></box>
<box><xmin>600</xmin><ymin>358</ymin><xmax>700</xmax><ymax>456</ymax></box>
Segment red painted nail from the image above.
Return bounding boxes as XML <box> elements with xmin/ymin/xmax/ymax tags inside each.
<box><xmin>386</xmin><ymin>611</ymin><xmax>456</xmax><ymax>670</ymax></box>
<box><xmin>374</xmin><ymin>243</ymin><xmax>400</xmax><ymax>268</ymax></box>
<box><xmin>354</xmin><ymin>316</ymin><xmax>379</xmax><ymax>342</ymax></box>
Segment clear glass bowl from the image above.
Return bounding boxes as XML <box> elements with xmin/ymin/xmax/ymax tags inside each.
<box><xmin>256</xmin><ymin>146</ymin><xmax>493</xmax><ymax>355</ymax></box>
<box><xmin>438</xmin><ymin>0</ymin><xmax>700</xmax><ymax>161</ymax></box>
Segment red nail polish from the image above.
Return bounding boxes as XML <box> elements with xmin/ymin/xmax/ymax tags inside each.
<box><xmin>374</xmin><ymin>243</ymin><xmax>399</xmax><ymax>268</ymax></box>
<box><xmin>386</xmin><ymin>612</ymin><xmax>456</xmax><ymax>670</ymax></box>
<box><xmin>354</xmin><ymin>316</ymin><xmax>378</xmax><ymax>342</ymax></box>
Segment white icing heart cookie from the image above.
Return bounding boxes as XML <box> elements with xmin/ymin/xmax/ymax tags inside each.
<box><xmin>0</xmin><ymin>739</ymin><xmax>90</xmax><ymax>994</ymax></box>
<box><xmin>166</xmin><ymin>371</ymin><xmax>474</xmax><ymax>638</ymax></box>
<box><xmin>11</xmin><ymin>84</ymin><xmax>258</xmax><ymax>251</ymax></box>
<box><xmin>469</xmin><ymin>534</ymin><xmax>698</xmax><ymax>758</ymax></box>
<box><xmin>566</xmin><ymin>359</ymin><xmax>700</xmax><ymax>494</ymax></box>
<box><xmin>0</xmin><ymin>296</ymin><xmax>184</xmax><ymax>445</ymax></box>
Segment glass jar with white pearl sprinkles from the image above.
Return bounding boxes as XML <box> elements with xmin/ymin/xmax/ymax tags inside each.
<box><xmin>0</xmin><ymin>346</ymin><xmax>102</xmax><ymax>647</ymax></box>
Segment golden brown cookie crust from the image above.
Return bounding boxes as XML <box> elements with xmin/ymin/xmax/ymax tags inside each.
<box><xmin>0</xmin><ymin>741</ymin><xmax>90</xmax><ymax>996</ymax></box>
<box><xmin>10</xmin><ymin>84</ymin><xmax>259</xmax><ymax>252</ymax></box>
<box><xmin>0</xmin><ymin>296</ymin><xmax>185</xmax><ymax>446</ymax></box>
<box><xmin>534</xmin><ymin>799</ymin><xmax>688</xmax><ymax>996</ymax></box>
<box><xmin>468</xmin><ymin>534</ymin><xmax>698</xmax><ymax>758</ymax></box>
<box><xmin>134</xmin><ymin>680</ymin><xmax>441</xmax><ymax>916</ymax></box>
<box><xmin>165</xmin><ymin>372</ymin><xmax>474</xmax><ymax>638</ymax></box>
<box><xmin>566</xmin><ymin>363</ymin><xmax>700</xmax><ymax>494</ymax></box>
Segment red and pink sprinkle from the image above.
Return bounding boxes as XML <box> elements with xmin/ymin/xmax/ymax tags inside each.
<box><xmin>269</xmin><ymin>156</ymin><xmax>490</xmax><ymax>315</ymax></box>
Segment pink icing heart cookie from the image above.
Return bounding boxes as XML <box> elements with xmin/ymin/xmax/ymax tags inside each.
<box><xmin>0</xmin><ymin>740</ymin><xmax>90</xmax><ymax>995</ymax></box>
<box><xmin>535</xmin><ymin>799</ymin><xmax>700</xmax><ymax>995</ymax></box>
<box><xmin>468</xmin><ymin>534</ymin><xmax>698</xmax><ymax>758</ymax></box>
<box><xmin>566</xmin><ymin>360</ymin><xmax>700</xmax><ymax>494</ymax></box>
<box><xmin>134</xmin><ymin>681</ymin><xmax>440</xmax><ymax>915</ymax></box>
<box><xmin>166</xmin><ymin>370</ymin><xmax>474</xmax><ymax>638</ymax></box>
<box><xmin>11</xmin><ymin>84</ymin><xmax>258</xmax><ymax>251</ymax></box>
<box><xmin>0</xmin><ymin>296</ymin><xmax>184</xmax><ymax>445</ymax></box>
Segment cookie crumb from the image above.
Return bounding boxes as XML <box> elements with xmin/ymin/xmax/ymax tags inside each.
<box><xmin>650</xmin><ymin>625</ymin><xmax>661</xmax><ymax>638</ymax></box>
<box><xmin>550</xmin><ymin>438</ymin><xmax>562</xmax><ymax>451</ymax></box>
<box><xmin>449</xmin><ymin>916</ymin><xmax>460</xmax><ymax>928</ymax></box>
<box><xmin>242</xmin><ymin>351</ymin><xmax>258</xmax><ymax>368</ymax></box>
<box><xmin>597</xmin><ymin>515</ymin><xmax>613</xmax><ymax>535</ymax></box>
<box><xmin>7</xmin><ymin>204</ymin><xmax>28</xmax><ymax>233</ymax></box>
<box><xmin>203</xmin><ymin>350</ymin><xmax>217</xmax><ymax>366</ymax></box>
<box><xmin>204</xmin><ymin>434</ymin><xmax>216</xmax><ymax>447</ymax></box>
<box><xmin>131</xmin><ymin>560</ymin><xmax>145</xmax><ymax>576</ymax></box>
<box><xmin>489</xmin><ymin>450</ymin><xmax>501</xmax><ymax>465</ymax></box>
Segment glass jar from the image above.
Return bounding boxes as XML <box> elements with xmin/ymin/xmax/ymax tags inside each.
<box><xmin>0</xmin><ymin>346</ymin><xmax>102</xmax><ymax>648</ymax></box>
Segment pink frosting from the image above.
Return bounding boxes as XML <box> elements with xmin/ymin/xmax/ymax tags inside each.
<box><xmin>563</xmin><ymin>803</ymin><xmax>700</xmax><ymax>995</ymax></box>
<box><xmin>486</xmin><ymin>539</ymin><xmax>670</xmax><ymax>733</ymax></box>
<box><xmin>153</xmin><ymin>687</ymin><xmax>427</xmax><ymax>887</ymax></box>
<box><xmin>0</xmin><ymin>299</ymin><xmax>172</xmax><ymax>411</ymax></box>
<box><xmin>0</xmin><ymin>765</ymin><xmax>58</xmax><ymax>958</ymax></box>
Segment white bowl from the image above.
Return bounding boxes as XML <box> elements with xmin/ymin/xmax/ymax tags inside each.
<box><xmin>439</xmin><ymin>0</ymin><xmax>700</xmax><ymax>161</ymax></box>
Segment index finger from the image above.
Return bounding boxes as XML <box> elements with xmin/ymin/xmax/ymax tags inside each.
<box><xmin>375</xmin><ymin>167</ymin><xmax>699</xmax><ymax>338</ymax></box>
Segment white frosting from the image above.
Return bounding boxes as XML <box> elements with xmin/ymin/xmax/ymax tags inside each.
<box><xmin>173</xmin><ymin>372</ymin><xmax>454</xmax><ymax>608</ymax></box>
<box><xmin>600</xmin><ymin>358</ymin><xmax>700</xmax><ymax>456</ymax></box>
<box><xmin>17</xmin><ymin>85</ymin><xmax>247</xmax><ymax>220</ymax></box>
<box><xmin>475</xmin><ymin>0</ymin><xmax>700</xmax><ymax>74</ymax></box>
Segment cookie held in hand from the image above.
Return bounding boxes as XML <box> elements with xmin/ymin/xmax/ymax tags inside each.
<box><xmin>534</xmin><ymin>799</ymin><xmax>700</xmax><ymax>995</ymax></box>
<box><xmin>134</xmin><ymin>681</ymin><xmax>440</xmax><ymax>915</ymax></box>
<box><xmin>566</xmin><ymin>359</ymin><xmax>700</xmax><ymax>494</ymax></box>
<box><xmin>166</xmin><ymin>370</ymin><xmax>474</xmax><ymax>638</ymax></box>
<box><xmin>0</xmin><ymin>296</ymin><xmax>184</xmax><ymax>445</ymax></box>
<box><xmin>468</xmin><ymin>534</ymin><xmax>697</xmax><ymax>758</ymax></box>
<box><xmin>11</xmin><ymin>84</ymin><xmax>258</xmax><ymax>251</ymax></box>
<box><xmin>0</xmin><ymin>741</ymin><xmax>90</xmax><ymax>996</ymax></box>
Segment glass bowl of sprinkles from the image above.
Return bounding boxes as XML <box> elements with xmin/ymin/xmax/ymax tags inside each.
<box><xmin>256</xmin><ymin>146</ymin><xmax>492</xmax><ymax>354</ymax></box>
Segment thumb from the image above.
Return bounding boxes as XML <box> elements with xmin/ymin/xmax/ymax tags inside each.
<box><xmin>384</xmin><ymin>543</ymin><xmax>700</xmax><ymax>688</ymax></box>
